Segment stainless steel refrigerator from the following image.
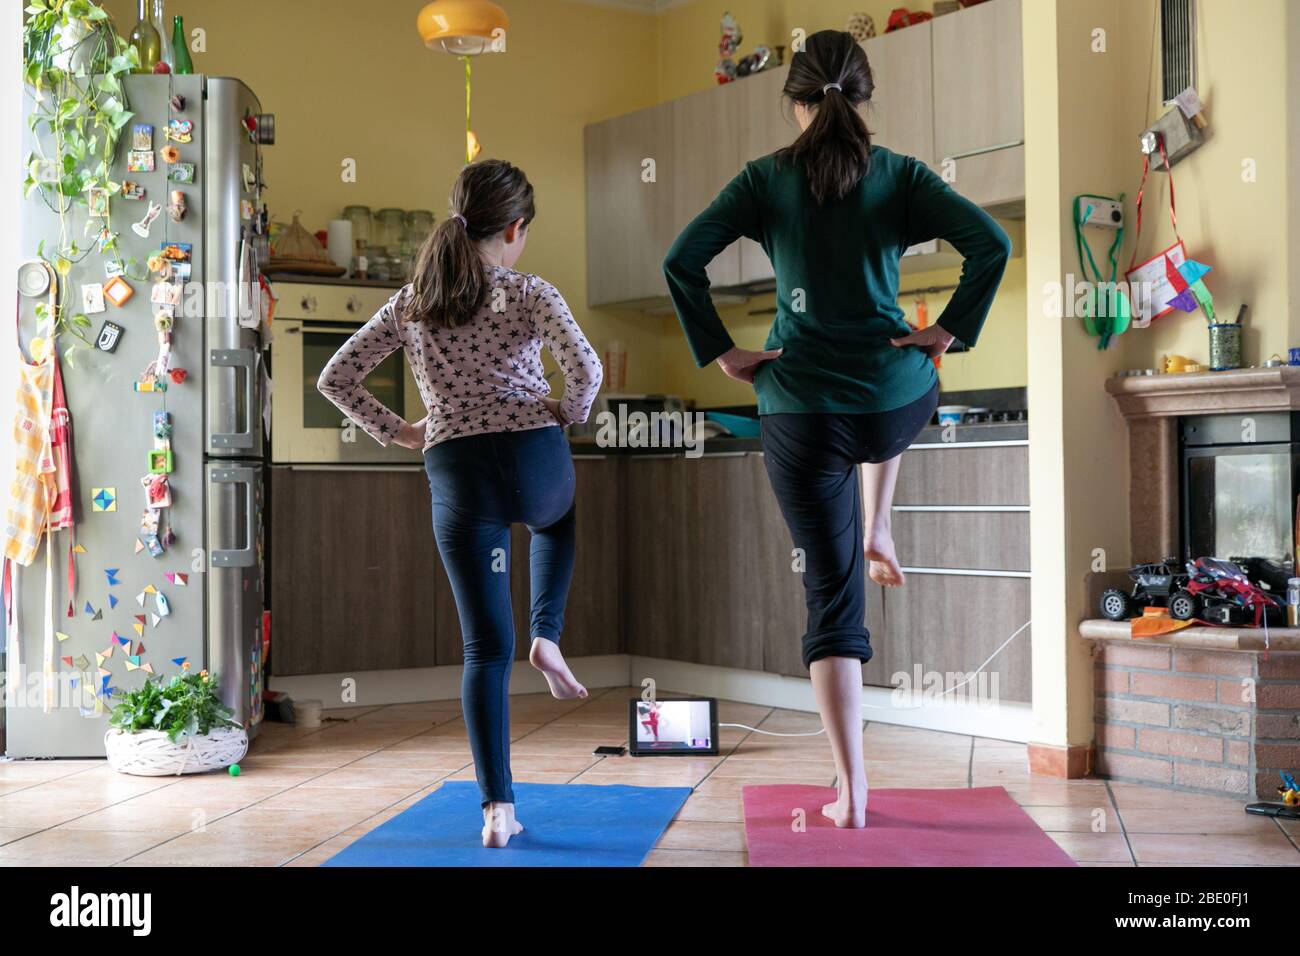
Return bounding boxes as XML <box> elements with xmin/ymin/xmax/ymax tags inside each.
<box><xmin>7</xmin><ymin>76</ymin><xmax>271</xmax><ymax>757</ymax></box>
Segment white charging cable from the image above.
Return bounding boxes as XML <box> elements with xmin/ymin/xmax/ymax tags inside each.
<box><xmin>718</xmin><ymin>619</ymin><xmax>1031</xmax><ymax>736</ymax></box>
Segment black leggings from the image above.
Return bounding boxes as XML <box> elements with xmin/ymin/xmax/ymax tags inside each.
<box><xmin>759</xmin><ymin>383</ymin><xmax>939</xmax><ymax>669</ymax></box>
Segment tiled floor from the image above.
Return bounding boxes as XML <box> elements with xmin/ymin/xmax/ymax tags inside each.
<box><xmin>1</xmin><ymin>686</ymin><xmax>1296</xmax><ymax>866</ymax></box>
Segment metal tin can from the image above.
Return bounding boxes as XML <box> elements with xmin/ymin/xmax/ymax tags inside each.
<box><xmin>1208</xmin><ymin>323</ymin><xmax>1241</xmax><ymax>371</ymax></box>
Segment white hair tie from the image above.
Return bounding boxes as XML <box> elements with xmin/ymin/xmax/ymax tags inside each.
<box><xmin>822</xmin><ymin>82</ymin><xmax>843</xmax><ymax>94</ymax></box>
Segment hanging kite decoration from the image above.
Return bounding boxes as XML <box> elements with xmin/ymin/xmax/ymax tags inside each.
<box><xmin>417</xmin><ymin>0</ymin><xmax>510</xmax><ymax>164</ymax></box>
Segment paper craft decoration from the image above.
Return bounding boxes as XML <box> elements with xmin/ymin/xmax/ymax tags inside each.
<box><xmin>56</xmin><ymin>631</ymin><xmax>70</xmax><ymax>642</ymax></box>
<box><xmin>1124</xmin><ymin>241</ymin><xmax>1188</xmax><ymax>327</ymax></box>
<box><xmin>150</xmin><ymin>614</ymin><xmax>161</xmax><ymax>627</ymax></box>
<box><xmin>87</xmin><ymin>186</ymin><xmax>110</xmax><ymax>218</ymax></box>
<box><xmin>108</xmin><ymin>594</ymin><xmax>119</xmax><ymax>609</ymax></box>
<box><xmin>105</xmin><ymin>568</ymin><xmax>120</xmax><ymax>586</ymax></box>
<box><xmin>82</xmin><ymin>283</ymin><xmax>106</xmax><ymax>315</ymax></box>
<box><xmin>83</xmin><ymin>601</ymin><xmax>94</xmax><ymax>615</ymax></box>
<box><xmin>164</xmin><ymin>572</ymin><xmax>188</xmax><ymax>586</ymax></box>
<box><xmin>136</xmin><ymin>642</ymin><xmax>146</xmax><ymax>654</ymax></box>
<box><xmin>131</xmin><ymin>201</ymin><xmax>163</xmax><ymax>239</ymax></box>
<box><xmin>62</xmin><ymin>656</ymin><xmax>73</xmax><ymax>666</ymax></box>
<box><xmin>142</xmin><ymin>663</ymin><xmax>155</xmax><ymax>674</ymax></box>
<box><xmin>103</xmin><ymin>276</ymin><xmax>134</xmax><ymax>307</ymax></box>
<box><xmin>75</xmin><ymin>654</ymin><xmax>89</xmax><ymax>669</ymax></box>
<box><xmin>91</xmin><ymin>487</ymin><xmax>116</xmax><ymax>512</ymax></box>
<box><xmin>73</xmin><ymin>544</ymin><xmax>87</xmax><ymax>554</ymax></box>
<box><xmin>142</xmin><ymin>473</ymin><xmax>172</xmax><ymax>508</ymax></box>
<box><xmin>113</xmin><ymin>632</ymin><xmax>129</xmax><ymax>646</ymax></box>
<box><xmin>1164</xmin><ymin>255</ymin><xmax>1217</xmax><ymax>323</ymax></box>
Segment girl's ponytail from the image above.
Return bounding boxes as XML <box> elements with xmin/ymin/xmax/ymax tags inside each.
<box><xmin>779</xmin><ymin>30</ymin><xmax>875</xmax><ymax>206</ymax></box>
<box><xmin>409</xmin><ymin>159</ymin><xmax>536</xmax><ymax>328</ymax></box>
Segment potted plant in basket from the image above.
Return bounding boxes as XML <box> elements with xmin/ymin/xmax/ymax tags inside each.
<box><xmin>105</xmin><ymin>671</ymin><xmax>248</xmax><ymax>776</ymax></box>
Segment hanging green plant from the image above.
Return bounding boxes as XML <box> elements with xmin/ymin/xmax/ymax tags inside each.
<box><xmin>23</xmin><ymin>0</ymin><xmax>141</xmax><ymax>357</ymax></box>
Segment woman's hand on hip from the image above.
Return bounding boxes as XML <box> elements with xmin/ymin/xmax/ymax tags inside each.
<box><xmin>393</xmin><ymin>416</ymin><xmax>427</xmax><ymax>450</ymax></box>
<box><xmin>542</xmin><ymin>397</ymin><xmax>569</xmax><ymax>427</ymax></box>
<box><xmin>890</xmin><ymin>324</ymin><xmax>955</xmax><ymax>358</ymax></box>
<box><xmin>717</xmin><ymin>345</ymin><xmax>783</xmax><ymax>384</ymax></box>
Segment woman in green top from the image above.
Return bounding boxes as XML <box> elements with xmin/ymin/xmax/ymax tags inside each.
<box><xmin>664</xmin><ymin>30</ymin><xmax>1010</xmax><ymax>828</ymax></box>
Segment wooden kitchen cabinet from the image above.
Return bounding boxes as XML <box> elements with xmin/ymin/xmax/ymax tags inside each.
<box><xmin>863</xmin><ymin>22</ymin><xmax>934</xmax><ymax>165</ymax></box>
<box><xmin>433</xmin><ymin>457</ymin><xmax>624</xmax><ymax>665</ymax></box>
<box><xmin>737</xmin><ymin>65</ymin><xmax>794</xmax><ymax>284</ymax></box>
<box><xmin>584</xmin><ymin>102</ymin><xmax>675</xmax><ymax>307</ymax></box>
<box><xmin>670</xmin><ymin>82</ymin><xmax>745</xmax><ymax>288</ymax></box>
<box><xmin>271</xmin><ymin>467</ymin><xmax>440</xmax><ymax>676</ymax></box>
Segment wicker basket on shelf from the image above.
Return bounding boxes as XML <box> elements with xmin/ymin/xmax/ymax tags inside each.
<box><xmin>267</xmin><ymin>211</ymin><xmax>346</xmax><ymax>277</ymax></box>
<box><xmin>104</xmin><ymin>726</ymin><xmax>248</xmax><ymax>776</ymax></box>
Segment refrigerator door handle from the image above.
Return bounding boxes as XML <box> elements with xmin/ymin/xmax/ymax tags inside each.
<box><xmin>210</xmin><ymin>466</ymin><xmax>257</xmax><ymax>568</ymax></box>
<box><xmin>210</xmin><ymin>348</ymin><xmax>258</xmax><ymax>450</ymax></box>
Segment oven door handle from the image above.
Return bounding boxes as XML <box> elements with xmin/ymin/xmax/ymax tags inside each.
<box><xmin>290</xmin><ymin>323</ymin><xmax>369</xmax><ymax>335</ymax></box>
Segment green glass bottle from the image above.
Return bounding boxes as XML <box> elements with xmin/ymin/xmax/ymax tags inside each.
<box><xmin>129</xmin><ymin>0</ymin><xmax>161</xmax><ymax>73</ymax></box>
<box><xmin>172</xmin><ymin>15</ymin><xmax>194</xmax><ymax>74</ymax></box>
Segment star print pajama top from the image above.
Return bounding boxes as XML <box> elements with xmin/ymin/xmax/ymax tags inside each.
<box><xmin>318</xmin><ymin>265</ymin><xmax>603</xmax><ymax>809</ymax></box>
<box><xmin>317</xmin><ymin>264</ymin><xmax>603</xmax><ymax>449</ymax></box>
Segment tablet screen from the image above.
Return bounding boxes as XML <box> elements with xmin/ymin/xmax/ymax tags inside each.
<box><xmin>629</xmin><ymin>698</ymin><xmax>718</xmax><ymax>756</ymax></box>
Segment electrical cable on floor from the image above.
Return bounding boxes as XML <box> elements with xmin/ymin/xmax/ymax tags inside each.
<box><xmin>718</xmin><ymin>620</ymin><xmax>1031</xmax><ymax>736</ymax></box>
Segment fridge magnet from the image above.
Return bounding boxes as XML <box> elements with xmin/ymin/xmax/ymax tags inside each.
<box><xmin>159</xmin><ymin>145</ymin><xmax>180</xmax><ymax>165</ymax></box>
<box><xmin>148</xmin><ymin>450</ymin><xmax>175</xmax><ymax>475</ymax></box>
<box><xmin>81</xmin><ymin>283</ymin><xmax>106</xmax><ymax>315</ymax></box>
<box><xmin>150</xmin><ymin>281</ymin><xmax>182</xmax><ymax>308</ymax></box>
<box><xmin>170</xmin><ymin>368</ymin><xmax>188</xmax><ymax>385</ymax></box>
<box><xmin>156</xmin><ymin>592</ymin><xmax>171</xmax><ymax>617</ymax></box>
<box><xmin>133</xmin><ymin>540</ymin><xmax>144</xmax><ymax>554</ymax></box>
<box><xmin>143</xmin><ymin>584</ymin><xmax>157</xmax><ymax>594</ymax></box>
<box><xmin>132</xmin><ymin>621</ymin><xmax>145</xmax><ymax>637</ymax></box>
<box><xmin>133</xmin><ymin>378</ymin><xmax>166</xmax><ymax>393</ymax></box>
<box><xmin>168</xmin><ymin>163</ymin><xmax>195</xmax><ymax>184</ymax></box>
<box><xmin>95</xmin><ymin>227</ymin><xmax>116</xmax><ymax>253</ymax></box>
<box><xmin>95</xmin><ymin>320</ymin><xmax>123</xmax><ymax>353</ymax></box>
<box><xmin>142</xmin><ymin>473</ymin><xmax>171</xmax><ymax>508</ymax></box>
<box><xmin>131</xmin><ymin>123</ymin><xmax>154</xmax><ymax>150</ymax></box>
<box><xmin>75</xmin><ymin>654</ymin><xmax>89</xmax><ymax>669</ymax></box>
<box><xmin>141</xmin><ymin>534</ymin><xmax>164</xmax><ymax>558</ymax></box>
<box><xmin>130</xmin><ymin>201</ymin><xmax>163</xmax><ymax>238</ymax></box>
<box><xmin>90</xmin><ymin>487</ymin><xmax>117</xmax><ymax>512</ymax></box>
<box><xmin>94</xmin><ymin>651</ymin><xmax>106</xmax><ymax>666</ymax></box>
<box><xmin>56</xmin><ymin>631</ymin><xmax>70</xmax><ymax>643</ymax></box>
<box><xmin>240</xmin><ymin>198</ymin><xmax>254</xmax><ymax>221</ymax></box>
<box><xmin>164</xmin><ymin>571</ymin><xmax>188</xmax><ymax>586</ymax></box>
<box><xmin>242</xmin><ymin>162</ymin><xmax>256</xmax><ymax>192</ymax></box>
<box><xmin>113</xmin><ymin>633</ymin><xmax>129</xmax><ymax>647</ymax></box>
<box><xmin>121</xmin><ymin>181</ymin><xmax>146</xmax><ymax>200</ymax></box>
<box><xmin>87</xmin><ymin>186</ymin><xmax>110</xmax><ymax>218</ymax></box>
<box><xmin>150</xmin><ymin>614</ymin><xmax>161</xmax><ymax>628</ymax></box>
<box><xmin>168</xmin><ymin>190</ymin><xmax>187</xmax><ymax>222</ymax></box>
<box><xmin>169</xmin><ymin>94</ymin><xmax>186</xmax><ymax>112</ymax></box>
<box><xmin>142</xmin><ymin>662</ymin><xmax>155</xmax><ymax>675</ymax></box>
<box><xmin>165</xmin><ymin>118</ymin><xmax>194</xmax><ymax>143</ymax></box>
<box><xmin>147</xmin><ymin>254</ymin><xmax>172</xmax><ymax>279</ymax></box>
<box><xmin>135</xmin><ymin>590</ymin><xmax>146</xmax><ymax>607</ymax></box>
<box><xmin>62</xmin><ymin>655</ymin><xmax>74</xmax><ymax>666</ymax></box>
<box><xmin>105</xmin><ymin>258</ymin><xmax>125</xmax><ymax>278</ymax></box>
<box><xmin>172</xmin><ymin>656</ymin><xmax>188</xmax><ymax>668</ymax></box>
<box><xmin>104</xmin><ymin>568</ymin><xmax>120</xmax><ymax>586</ymax></box>
<box><xmin>108</xmin><ymin>594</ymin><xmax>119</xmax><ymax>609</ymax></box>
<box><xmin>161</xmin><ymin>241</ymin><xmax>192</xmax><ymax>264</ymax></box>
<box><xmin>153</xmin><ymin>411</ymin><xmax>173</xmax><ymax>440</ymax></box>
<box><xmin>103</xmin><ymin>276</ymin><xmax>134</xmax><ymax>307</ymax></box>
<box><xmin>73</xmin><ymin>543</ymin><xmax>87</xmax><ymax>554</ymax></box>
<box><xmin>127</xmin><ymin>150</ymin><xmax>155</xmax><ymax>173</ymax></box>
<box><xmin>124</xmin><ymin>657</ymin><xmax>141</xmax><ymax>672</ymax></box>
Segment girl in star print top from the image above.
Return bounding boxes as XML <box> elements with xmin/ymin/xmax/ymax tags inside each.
<box><xmin>319</xmin><ymin>159</ymin><xmax>602</xmax><ymax>849</ymax></box>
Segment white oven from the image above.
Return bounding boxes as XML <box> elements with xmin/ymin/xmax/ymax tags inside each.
<box><xmin>269</xmin><ymin>281</ymin><xmax>426</xmax><ymax>465</ymax></box>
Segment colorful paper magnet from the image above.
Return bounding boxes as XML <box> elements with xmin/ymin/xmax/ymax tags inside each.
<box><xmin>61</xmin><ymin>655</ymin><xmax>73</xmax><ymax>666</ymax></box>
<box><xmin>132</xmin><ymin>124</ymin><xmax>154</xmax><ymax>150</ymax></box>
<box><xmin>136</xmin><ymin>642</ymin><xmax>146</xmax><ymax>654</ymax></box>
<box><xmin>165</xmin><ymin>118</ymin><xmax>194</xmax><ymax>143</ymax></box>
<box><xmin>134</xmin><ymin>379</ymin><xmax>166</xmax><ymax>393</ymax></box>
<box><xmin>164</xmin><ymin>572</ymin><xmax>188</xmax><ymax>586</ymax></box>
<box><xmin>142</xmin><ymin>662</ymin><xmax>155</xmax><ymax>675</ymax></box>
<box><xmin>108</xmin><ymin>594</ymin><xmax>119</xmax><ymax>609</ymax></box>
<box><xmin>81</xmin><ymin>283</ymin><xmax>106</xmax><ymax>315</ymax></box>
<box><xmin>148</xmin><ymin>450</ymin><xmax>175</xmax><ymax>475</ymax></box>
<box><xmin>127</xmin><ymin>149</ymin><xmax>155</xmax><ymax>173</ymax></box>
<box><xmin>134</xmin><ymin>539</ymin><xmax>145</xmax><ymax>554</ymax></box>
<box><xmin>168</xmin><ymin>190</ymin><xmax>187</xmax><ymax>223</ymax></box>
<box><xmin>114</xmin><ymin>632</ymin><xmax>130</xmax><ymax>646</ymax></box>
<box><xmin>131</xmin><ymin>201</ymin><xmax>163</xmax><ymax>239</ymax></box>
<box><xmin>56</xmin><ymin>631</ymin><xmax>70</xmax><ymax>642</ymax></box>
<box><xmin>95</xmin><ymin>320</ymin><xmax>124</xmax><ymax>353</ymax></box>
<box><xmin>72</xmin><ymin>544</ymin><xmax>87</xmax><ymax>554</ymax></box>
<box><xmin>132</xmin><ymin>622</ymin><xmax>144</xmax><ymax>637</ymax></box>
<box><xmin>156</xmin><ymin>592</ymin><xmax>171</xmax><ymax>617</ymax></box>
<box><xmin>153</xmin><ymin>411</ymin><xmax>173</xmax><ymax>441</ymax></box>
<box><xmin>172</xmin><ymin>656</ymin><xmax>188</xmax><ymax>667</ymax></box>
<box><xmin>121</xmin><ymin>181</ymin><xmax>146</xmax><ymax>200</ymax></box>
<box><xmin>141</xmin><ymin>534</ymin><xmax>164</xmax><ymax>558</ymax></box>
<box><xmin>105</xmin><ymin>568</ymin><xmax>120</xmax><ymax>586</ymax></box>
<box><xmin>150</xmin><ymin>281</ymin><xmax>182</xmax><ymax>308</ymax></box>
<box><xmin>168</xmin><ymin>163</ymin><xmax>195</xmax><ymax>184</ymax></box>
<box><xmin>91</xmin><ymin>487</ymin><xmax>117</xmax><ymax>512</ymax></box>
<box><xmin>124</xmin><ymin>658</ymin><xmax>139</xmax><ymax>672</ymax></box>
<box><xmin>105</xmin><ymin>259</ymin><xmax>125</xmax><ymax>278</ymax></box>
<box><xmin>136</xmin><ymin>590</ymin><xmax>147</xmax><ymax>607</ymax></box>
<box><xmin>86</xmin><ymin>186</ymin><xmax>110</xmax><ymax>218</ymax></box>
<box><xmin>75</xmin><ymin>654</ymin><xmax>89</xmax><ymax>669</ymax></box>
<box><xmin>103</xmin><ymin>276</ymin><xmax>134</xmax><ymax>307</ymax></box>
<box><xmin>143</xmin><ymin>585</ymin><xmax>157</xmax><ymax>594</ymax></box>
<box><xmin>150</xmin><ymin>614</ymin><xmax>161</xmax><ymax>627</ymax></box>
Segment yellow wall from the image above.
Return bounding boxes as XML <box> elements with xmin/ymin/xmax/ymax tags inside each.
<box><xmin>101</xmin><ymin>0</ymin><xmax>669</xmax><ymax>391</ymax></box>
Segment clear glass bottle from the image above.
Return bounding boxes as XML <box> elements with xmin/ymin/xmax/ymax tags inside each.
<box><xmin>129</xmin><ymin>0</ymin><xmax>161</xmax><ymax>73</ymax></box>
<box><xmin>172</xmin><ymin>15</ymin><xmax>194</xmax><ymax>74</ymax></box>
<box><xmin>153</xmin><ymin>0</ymin><xmax>173</xmax><ymax>69</ymax></box>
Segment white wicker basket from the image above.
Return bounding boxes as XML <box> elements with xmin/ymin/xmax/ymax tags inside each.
<box><xmin>104</xmin><ymin>726</ymin><xmax>248</xmax><ymax>776</ymax></box>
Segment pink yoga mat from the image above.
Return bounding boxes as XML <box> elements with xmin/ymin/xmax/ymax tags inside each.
<box><xmin>742</xmin><ymin>785</ymin><xmax>1077</xmax><ymax>867</ymax></box>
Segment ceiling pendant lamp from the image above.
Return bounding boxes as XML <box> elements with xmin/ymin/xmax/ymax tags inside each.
<box><xmin>417</xmin><ymin>1</ymin><xmax>508</xmax><ymax>163</ymax></box>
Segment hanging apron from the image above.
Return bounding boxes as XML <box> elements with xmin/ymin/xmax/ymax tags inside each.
<box><xmin>3</xmin><ymin>299</ymin><xmax>75</xmax><ymax>713</ymax></box>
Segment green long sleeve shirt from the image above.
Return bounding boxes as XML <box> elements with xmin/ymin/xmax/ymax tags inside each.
<box><xmin>663</xmin><ymin>146</ymin><xmax>1012</xmax><ymax>414</ymax></box>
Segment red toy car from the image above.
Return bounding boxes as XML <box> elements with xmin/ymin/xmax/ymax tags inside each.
<box><xmin>1168</xmin><ymin>557</ymin><xmax>1282</xmax><ymax>626</ymax></box>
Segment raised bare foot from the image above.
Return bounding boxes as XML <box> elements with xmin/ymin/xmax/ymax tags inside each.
<box><xmin>529</xmin><ymin>637</ymin><xmax>588</xmax><ymax>700</ymax></box>
<box><xmin>821</xmin><ymin>783</ymin><xmax>869</xmax><ymax>828</ymax></box>
<box><xmin>865</xmin><ymin>529</ymin><xmax>905</xmax><ymax>587</ymax></box>
<box><xmin>482</xmin><ymin>802</ymin><xmax>524</xmax><ymax>848</ymax></box>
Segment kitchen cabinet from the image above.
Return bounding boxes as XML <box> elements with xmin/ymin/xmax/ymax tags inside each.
<box><xmin>584</xmin><ymin>102</ymin><xmax>675</xmax><ymax>307</ymax></box>
<box><xmin>931</xmin><ymin>0</ymin><xmax>1024</xmax><ymax>211</ymax></box>
<box><xmin>434</xmin><ymin>457</ymin><xmax>624</xmax><ymax>666</ymax></box>
<box><xmin>271</xmin><ymin>467</ymin><xmax>440</xmax><ymax>676</ymax></box>
<box><xmin>863</xmin><ymin>22</ymin><xmax>935</xmax><ymax>165</ymax></box>
<box><xmin>737</xmin><ymin>65</ymin><xmax>795</xmax><ymax>284</ymax></box>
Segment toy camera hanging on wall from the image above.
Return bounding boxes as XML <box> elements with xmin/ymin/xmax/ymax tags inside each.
<box><xmin>417</xmin><ymin>0</ymin><xmax>509</xmax><ymax>163</ymax></box>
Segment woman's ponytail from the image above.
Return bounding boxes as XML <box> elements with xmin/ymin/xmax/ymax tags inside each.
<box><xmin>409</xmin><ymin>159</ymin><xmax>536</xmax><ymax>328</ymax></box>
<box><xmin>778</xmin><ymin>30</ymin><xmax>875</xmax><ymax>205</ymax></box>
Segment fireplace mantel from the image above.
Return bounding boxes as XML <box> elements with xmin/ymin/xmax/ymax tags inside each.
<box><xmin>1106</xmin><ymin>366</ymin><xmax>1300</xmax><ymax>419</ymax></box>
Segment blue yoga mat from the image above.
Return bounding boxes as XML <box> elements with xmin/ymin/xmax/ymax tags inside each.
<box><xmin>322</xmin><ymin>781</ymin><xmax>692</xmax><ymax>867</ymax></box>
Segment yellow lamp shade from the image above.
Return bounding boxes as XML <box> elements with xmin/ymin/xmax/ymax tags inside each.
<box><xmin>417</xmin><ymin>0</ymin><xmax>509</xmax><ymax>56</ymax></box>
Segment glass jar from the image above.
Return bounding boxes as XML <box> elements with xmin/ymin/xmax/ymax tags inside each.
<box><xmin>374</xmin><ymin>208</ymin><xmax>405</xmax><ymax>254</ymax></box>
<box><xmin>342</xmin><ymin>205</ymin><xmax>372</xmax><ymax>254</ymax></box>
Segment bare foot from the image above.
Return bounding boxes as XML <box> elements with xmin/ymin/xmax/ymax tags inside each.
<box><xmin>821</xmin><ymin>782</ymin><xmax>869</xmax><ymax>828</ymax></box>
<box><xmin>529</xmin><ymin>637</ymin><xmax>588</xmax><ymax>700</ymax></box>
<box><xmin>865</xmin><ymin>529</ymin><xmax>905</xmax><ymax>588</ymax></box>
<box><xmin>482</xmin><ymin>802</ymin><xmax>524</xmax><ymax>848</ymax></box>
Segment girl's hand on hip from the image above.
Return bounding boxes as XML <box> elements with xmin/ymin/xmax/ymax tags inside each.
<box><xmin>393</xmin><ymin>417</ymin><xmax>427</xmax><ymax>450</ymax></box>
<box><xmin>717</xmin><ymin>345</ymin><xmax>783</xmax><ymax>384</ymax></box>
<box><xmin>890</xmin><ymin>324</ymin><xmax>955</xmax><ymax>358</ymax></box>
<box><xmin>542</xmin><ymin>397</ymin><xmax>569</xmax><ymax>427</ymax></box>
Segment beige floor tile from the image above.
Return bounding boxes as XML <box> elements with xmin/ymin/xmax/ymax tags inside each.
<box><xmin>1003</xmin><ymin>780</ymin><xmax>1113</xmax><ymax>807</ymax></box>
<box><xmin>1108</xmin><ymin>783</ymin><xmax>1248</xmax><ymax>813</ymax></box>
<box><xmin>1023</xmin><ymin>805</ymin><xmax>1120</xmax><ymax>834</ymax></box>
<box><xmin>1119</xmin><ymin>808</ymin><xmax>1278</xmax><ymax>835</ymax></box>
<box><xmin>118</xmin><ymin>830</ymin><xmax>326</xmax><ymax>866</ymax></box>
<box><xmin>284</xmin><ymin>833</ymin><xmax>361</xmax><ymax>866</ymax></box>
<box><xmin>350</xmin><ymin>750</ymin><xmax>470</xmax><ymax>771</ymax></box>
<box><xmin>644</xmin><ymin>848</ymin><xmax>747</xmax><ymax>867</ymax></box>
<box><xmin>203</xmin><ymin>806</ymin><xmax>373</xmax><ymax>837</ymax></box>
<box><xmin>59</xmin><ymin>803</ymin><xmax>238</xmax><ymax>833</ymax></box>
<box><xmin>259</xmin><ymin>785</ymin><xmax>418</xmax><ymax>813</ymax></box>
<box><xmin>297</xmin><ymin>767</ymin><xmax>450</xmax><ymax>790</ymax></box>
<box><xmin>0</xmin><ymin>827</ymin><xmax>179</xmax><ymax>865</ymax></box>
<box><xmin>657</xmin><ymin>820</ymin><xmax>746</xmax><ymax>852</ymax></box>
<box><xmin>238</xmin><ymin>750</ymin><xmax>372</xmax><ymax>770</ymax></box>
<box><xmin>0</xmin><ymin>826</ymin><xmax>40</xmax><ymax>845</ymax></box>
<box><xmin>675</xmin><ymin>793</ymin><xmax>744</xmax><ymax>823</ymax></box>
<box><xmin>1128</xmin><ymin>831</ymin><xmax>1300</xmax><ymax>865</ymax></box>
<box><xmin>1047</xmin><ymin>830</ymin><xmax>1133</xmax><ymax>864</ymax></box>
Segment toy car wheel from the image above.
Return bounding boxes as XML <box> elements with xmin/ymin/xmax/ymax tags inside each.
<box><xmin>1169</xmin><ymin>590</ymin><xmax>1198</xmax><ymax>621</ymax></box>
<box><xmin>1099</xmin><ymin>587</ymin><xmax>1132</xmax><ymax>621</ymax></box>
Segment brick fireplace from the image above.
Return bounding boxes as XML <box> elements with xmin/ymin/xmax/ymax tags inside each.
<box><xmin>1084</xmin><ymin>367</ymin><xmax>1300</xmax><ymax>799</ymax></box>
